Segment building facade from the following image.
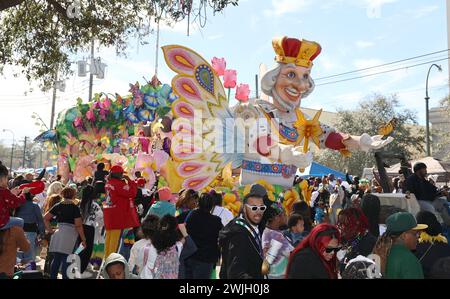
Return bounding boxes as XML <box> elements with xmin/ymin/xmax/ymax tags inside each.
<box><xmin>430</xmin><ymin>107</ymin><xmax>450</xmax><ymax>160</ymax></box>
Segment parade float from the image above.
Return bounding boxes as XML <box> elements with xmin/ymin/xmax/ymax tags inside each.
<box><xmin>35</xmin><ymin>36</ymin><xmax>393</xmax><ymax>215</ymax></box>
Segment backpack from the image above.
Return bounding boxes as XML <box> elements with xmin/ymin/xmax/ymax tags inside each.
<box><xmin>141</xmin><ymin>244</ymin><xmax>180</xmax><ymax>279</ymax></box>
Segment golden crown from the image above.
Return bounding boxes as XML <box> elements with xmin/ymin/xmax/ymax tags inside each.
<box><xmin>272</xmin><ymin>36</ymin><xmax>322</xmax><ymax>68</ymax></box>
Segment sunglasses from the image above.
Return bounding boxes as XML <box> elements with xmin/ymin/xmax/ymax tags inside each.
<box><xmin>245</xmin><ymin>204</ymin><xmax>267</xmax><ymax>212</ymax></box>
<box><xmin>324</xmin><ymin>246</ymin><xmax>342</xmax><ymax>254</ymax></box>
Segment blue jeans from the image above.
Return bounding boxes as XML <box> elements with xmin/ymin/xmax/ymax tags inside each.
<box><xmin>50</xmin><ymin>253</ymin><xmax>69</xmax><ymax>279</ymax></box>
<box><xmin>185</xmin><ymin>258</ymin><xmax>214</xmax><ymax>279</ymax></box>
<box><xmin>17</xmin><ymin>232</ymin><xmax>37</xmax><ymax>262</ymax></box>
<box><xmin>0</xmin><ymin>217</ymin><xmax>23</xmax><ymax>230</ymax></box>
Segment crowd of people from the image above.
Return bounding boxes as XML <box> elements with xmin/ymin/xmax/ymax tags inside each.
<box><xmin>0</xmin><ymin>159</ymin><xmax>449</xmax><ymax>280</ymax></box>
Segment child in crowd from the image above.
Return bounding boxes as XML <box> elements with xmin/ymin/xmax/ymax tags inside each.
<box><xmin>314</xmin><ymin>201</ymin><xmax>327</xmax><ymax>225</ymax></box>
<box><xmin>283</xmin><ymin>214</ymin><xmax>306</xmax><ymax>247</ymax></box>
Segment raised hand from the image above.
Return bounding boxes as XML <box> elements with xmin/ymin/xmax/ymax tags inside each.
<box><xmin>359</xmin><ymin>134</ymin><xmax>394</xmax><ymax>152</ymax></box>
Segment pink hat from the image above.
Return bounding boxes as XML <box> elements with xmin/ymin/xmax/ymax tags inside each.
<box><xmin>158</xmin><ymin>187</ymin><xmax>172</xmax><ymax>201</ymax></box>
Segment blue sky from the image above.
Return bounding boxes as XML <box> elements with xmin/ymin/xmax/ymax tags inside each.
<box><xmin>0</xmin><ymin>0</ymin><xmax>448</xmax><ymax>144</ymax></box>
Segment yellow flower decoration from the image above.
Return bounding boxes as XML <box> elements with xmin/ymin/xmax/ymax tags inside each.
<box><xmin>283</xmin><ymin>189</ymin><xmax>300</xmax><ymax>215</ymax></box>
<box><xmin>100</xmin><ymin>136</ymin><xmax>110</xmax><ymax>146</ymax></box>
<box><xmin>299</xmin><ymin>179</ymin><xmax>313</xmax><ymax>206</ymax></box>
<box><xmin>223</xmin><ymin>193</ymin><xmax>242</xmax><ymax>216</ymax></box>
<box><xmin>242</xmin><ymin>180</ymin><xmax>276</xmax><ymax>201</ymax></box>
<box><xmin>243</xmin><ymin>184</ymin><xmax>251</xmax><ymax>196</ymax></box>
<box><xmin>152</xmin><ymin>120</ymin><xmax>164</xmax><ymax>134</ymax></box>
<box><xmin>221</xmin><ymin>163</ymin><xmax>235</xmax><ymax>189</ymax></box>
<box><xmin>293</xmin><ymin>108</ymin><xmax>323</xmax><ymax>153</ymax></box>
<box><xmin>419</xmin><ymin>232</ymin><xmax>448</xmax><ymax>244</ymax></box>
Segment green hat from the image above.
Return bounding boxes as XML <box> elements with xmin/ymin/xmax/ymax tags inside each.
<box><xmin>386</xmin><ymin>212</ymin><xmax>428</xmax><ymax>234</ymax></box>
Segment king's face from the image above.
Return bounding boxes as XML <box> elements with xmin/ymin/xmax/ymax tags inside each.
<box><xmin>275</xmin><ymin>65</ymin><xmax>311</xmax><ymax>104</ymax></box>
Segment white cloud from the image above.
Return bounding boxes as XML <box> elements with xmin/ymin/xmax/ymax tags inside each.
<box><xmin>356</xmin><ymin>40</ymin><xmax>375</xmax><ymax>49</ymax></box>
<box><xmin>408</xmin><ymin>5</ymin><xmax>439</xmax><ymax>19</ymax></box>
<box><xmin>317</xmin><ymin>54</ymin><xmax>341</xmax><ymax>72</ymax></box>
<box><xmin>363</xmin><ymin>0</ymin><xmax>399</xmax><ymax>18</ymax></box>
<box><xmin>263</xmin><ymin>0</ymin><xmax>310</xmax><ymax>17</ymax></box>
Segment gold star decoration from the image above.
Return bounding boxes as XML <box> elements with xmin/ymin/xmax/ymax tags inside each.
<box><xmin>293</xmin><ymin>108</ymin><xmax>323</xmax><ymax>153</ymax></box>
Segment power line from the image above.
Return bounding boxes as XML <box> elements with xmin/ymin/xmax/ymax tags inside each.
<box><xmin>316</xmin><ymin>49</ymin><xmax>450</xmax><ymax>81</ymax></box>
<box><xmin>315</xmin><ymin>57</ymin><xmax>450</xmax><ymax>87</ymax></box>
<box><xmin>316</xmin><ymin>83</ymin><xmax>449</xmax><ymax>106</ymax></box>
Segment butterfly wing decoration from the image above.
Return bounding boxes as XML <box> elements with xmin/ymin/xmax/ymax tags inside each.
<box><xmin>162</xmin><ymin>45</ymin><xmax>242</xmax><ymax>191</ymax></box>
<box><xmin>378</xmin><ymin>117</ymin><xmax>398</xmax><ymax>136</ymax></box>
<box><xmin>34</xmin><ymin>130</ymin><xmax>57</xmax><ymax>143</ymax></box>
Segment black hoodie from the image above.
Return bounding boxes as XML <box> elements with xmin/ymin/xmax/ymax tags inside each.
<box><xmin>218</xmin><ymin>216</ymin><xmax>264</xmax><ymax>279</ymax></box>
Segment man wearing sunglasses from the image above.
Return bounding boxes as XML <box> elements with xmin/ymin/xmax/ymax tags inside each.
<box><xmin>219</xmin><ymin>192</ymin><xmax>267</xmax><ymax>279</ymax></box>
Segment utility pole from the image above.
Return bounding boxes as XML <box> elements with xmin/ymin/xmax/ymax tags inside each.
<box><xmin>255</xmin><ymin>74</ymin><xmax>259</xmax><ymax>98</ymax></box>
<box><xmin>88</xmin><ymin>39</ymin><xmax>95</xmax><ymax>101</ymax></box>
<box><xmin>425</xmin><ymin>64</ymin><xmax>443</xmax><ymax>157</ymax></box>
<box><xmin>22</xmin><ymin>137</ymin><xmax>28</xmax><ymax>168</ymax></box>
<box><xmin>10</xmin><ymin>143</ymin><xmax>14</xmax><ymax>172</ymax></box>
<box><xmin>50</xmin><ymin>72</ymin><xmax>58</xmax><ymax>129</ymax></box>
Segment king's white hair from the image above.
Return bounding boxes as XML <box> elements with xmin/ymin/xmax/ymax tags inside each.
<box><xmin>260</xmin><ymin>63</ymin><xmax>316</xmax><ymax>99</ymax></box>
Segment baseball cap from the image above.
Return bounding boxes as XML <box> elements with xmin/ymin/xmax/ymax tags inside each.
<box><xmin>249</xmin><ymin>183</ymin><xmax>267</xmax><ymax>197</ymax></box>
<box><xmin>386</xmin><ymin>212</ymin><xmax>428</xmax><ymax>234</ymax></box>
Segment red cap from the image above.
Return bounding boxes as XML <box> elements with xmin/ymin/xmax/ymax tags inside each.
<box><xmin>110</xmin><ymin>165</ymin><xmax>124</xmax><ymax>174</ymax></box>
<box><xmin>19</xmin><ymin>181</ymin><xmax>45</xmax><ymax>195</ymax></box>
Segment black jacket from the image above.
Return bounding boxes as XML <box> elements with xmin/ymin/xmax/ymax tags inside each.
<box><xmin>287</xmin><ymin>247</ymin><xmax>330</xmax><ymax>279</ymax></box>
<box><xmin>134</xmin><ymin>189</ymin><xmax>152</xmax><ymax>218</ymax></box>
<box><xmin>414</xmin><ymin>241</ymin><xmax>450</xmax><ymax>278</ymax></box>
<box><xmin>219</xmin><ymin>217</ymin><xmax>264</xmax><ymax>279</ymax></box>
<box><xmin>361</xmin><ymin>194</ymin><xmax>381</xmax><ymax>238</ymax></box>
<box><xmin>186</xmin><ymin>209</ymin><xmax>223</xmax><ymax>263</ymax></box>
<box><xmin>405</xmin><ymin>174</ymin><xmax>438</xmax><ymax>202</ymax></box>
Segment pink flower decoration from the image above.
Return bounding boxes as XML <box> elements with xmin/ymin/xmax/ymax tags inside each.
<box><xmin>235</xmin><ymin>84</ymin><xmax>250</xmax><ymax>102</ymax></box>
<box><xmin>101</xmin><ymin>97</ymin><xmax>111</xmax><ymax>110</ymax></box>
<box><xmin>74</xmin><ymin>117</ymin><xmax>83</xmax><ymax>127</ymax></box>
<box><xmin>93</xmin><ymin>101</ymin><xmax>101</xmax><ymax>109</ymax></box>
<box><xmin>86</xmin><ymin>109</ymin><xmax>95</xmax><ymax>121</ymax></box>
<box><xmin>99</xmin><ymin>108</ymin><xmax>108</xmax><ymax>120</ymax></box>
<box><xmin>134</xmin><ymin>96</ymin><xmax>143</xmax><ymax>108</ymax></box>
<box><xmin>223</xmin><ymin>69</ymin><xmax>237</xmax><ymax>89</ymax></box>
<box><xmin>211</xmin><ymin>57</ymin><xmax>226</xmax><ymax>76</ymax></box>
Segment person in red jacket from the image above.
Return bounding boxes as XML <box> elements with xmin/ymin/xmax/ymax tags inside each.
<box><xmin>104</xmin><ymin>165</ymin><xmax>139</xmax><ymax>259</ymax></box>
<box><xmin>0</xmin><ymin>161</ymin><xmax>31</xmax><ymax>230</ymax></box>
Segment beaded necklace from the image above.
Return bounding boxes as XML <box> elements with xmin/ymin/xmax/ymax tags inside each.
<box><xmin>343</xmin><ymin>231</ymin><xmax>366</xmax><ymax>262</ymax></box>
